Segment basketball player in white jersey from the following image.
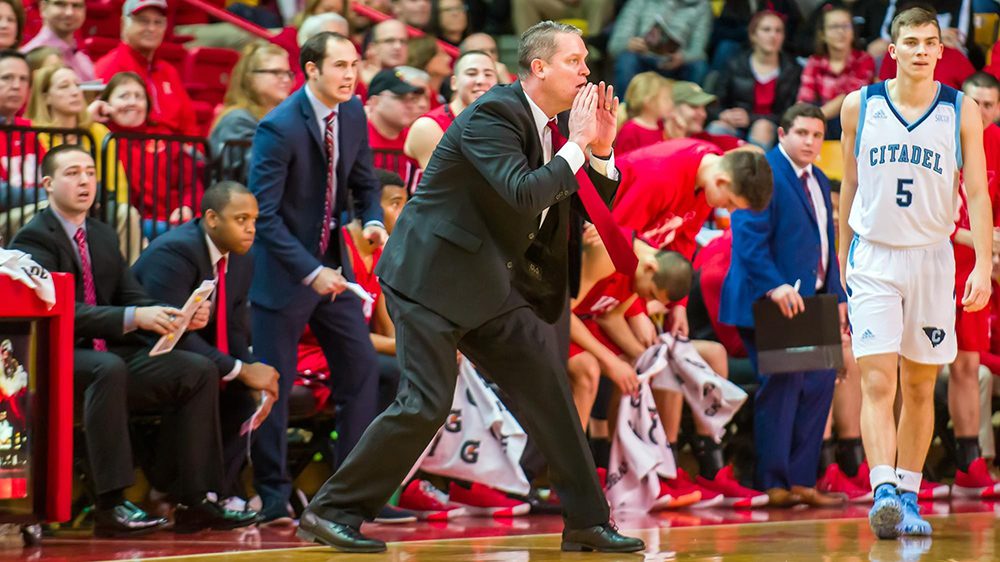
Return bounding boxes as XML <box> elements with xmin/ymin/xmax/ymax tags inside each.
<box><xmin>839</xmin><ymin>7</ymin><xmax>993</xmax><ymax>540</ymax></box>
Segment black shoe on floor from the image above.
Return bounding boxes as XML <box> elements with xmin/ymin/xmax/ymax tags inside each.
<box><xmin>562</xmin><ymin>522</ymin><xmax>645</xmax><ymax>553</ymax></box>
<box><xmin>94</xmin><ymin>501</ymin><xmax>169</xmax><ymax>538</ymax></box>
<box><xmin>173</xmin><ymin>497</ymin><xmax>260</xmax><ymax>533</ymax></box>
<box><xmin>297</xmin><ymin>510</ymin><xmax>387</xmax><ymax>553</ymax></box>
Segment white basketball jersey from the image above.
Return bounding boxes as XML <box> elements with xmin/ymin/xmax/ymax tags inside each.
<box><xmin>850</xmin><ymin>81</ymin><xmax>962</xmax><ymax>247</ymax></box>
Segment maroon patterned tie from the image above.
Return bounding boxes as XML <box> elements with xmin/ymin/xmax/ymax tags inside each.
<box><xmin>319</xmin><ymin>111</ymin><xmax>338</xmax><ymax>255</ymax></box>
<box><xmin>73</xmin><ymin>227</ymin><xmax>107</xmax><ymax>351</ymax></box>
<box><xmin>546</xmin><ymin>120</ymin><xmax>638</xmax><ymax>275</ymax></box>
<box><xmin>800</xmin><ymin>171</ymin><xmax>826</xmax><ymax>282</ymax></box>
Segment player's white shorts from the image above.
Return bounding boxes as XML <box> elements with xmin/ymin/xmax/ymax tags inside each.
<box><xmin>845</xmin><ymin>235</ymin><xmax>957</xmax><ymax>365</ymax></box>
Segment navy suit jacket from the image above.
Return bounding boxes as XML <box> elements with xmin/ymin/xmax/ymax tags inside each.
<box><xmin>248</xmin><ymin>87</ymin><xmax>383</xmax><ymax>310</ymax></box>
<box><xmin>132</xmin><ymin>220</ymin><xmax>255</xmax><ymax>375</ymax></box>
<box><xmin>720</xmin><ymin>146</ymin><xmax>847</xmax><ymax>328</ymax></box>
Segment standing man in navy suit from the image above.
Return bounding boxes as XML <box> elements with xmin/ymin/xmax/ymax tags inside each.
<box><xmin>720</xmin><ymin>103</ymin><xmax>848</xmax><ymax>508</ymax></box>
<box><xmin>248</xmin><ymin>31</ymin><xmax>385</xmax><ymax>525</ymax></box>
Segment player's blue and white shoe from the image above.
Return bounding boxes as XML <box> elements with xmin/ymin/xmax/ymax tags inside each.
<box><xmin>869</xmin><ymin>483</ymin><xmax>903</xmax><ymax>539</ymax></box>
<box><xmin>896</xmin><ymin>491</ymin><xmax>932</xmax><ymax>536</ymax></box>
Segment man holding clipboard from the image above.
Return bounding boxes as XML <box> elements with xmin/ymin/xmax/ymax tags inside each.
<box><xmin>720</xmin><ymin>104</ymin><xmax>848</xmax><ymax>508</ymax></box>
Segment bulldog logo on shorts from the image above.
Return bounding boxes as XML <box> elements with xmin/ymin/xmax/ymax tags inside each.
<box><xmin>922</xmin><ymin>327</ymin><xmax>946</xmax><ymax>347</ymax></box>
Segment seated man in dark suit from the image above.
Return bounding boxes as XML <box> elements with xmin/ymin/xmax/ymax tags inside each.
<box><xmin>133</xmin><ymin>181</ymin><xmax>280</xmax><ymax>502</ymax></box>
<box><xmin>10</xmin><ymin>145</ymin><xmax>259</xmax><ymax>536</ymax></box>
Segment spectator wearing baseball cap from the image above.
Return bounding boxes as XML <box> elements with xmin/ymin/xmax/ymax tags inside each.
<box><xmin>93</xmin><ymin>0</ymin><xmax>200</xmax><ymax>136</ymax></box>
<box><xmin>366</xmin><ymin>67</ymin><xmax>422</xmax><ymax>189</ymax></box>
<box><xmin>20</xmin><ymin>0</ymin><xmax>95</xmax><ymax>80</ymax></box>
<box><xmin>672</xmin><ymin>81</ymin><xmax>747</xmax><ymax>153</ymax></box>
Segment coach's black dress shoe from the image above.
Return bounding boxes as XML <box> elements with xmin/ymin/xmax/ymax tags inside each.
<box><xmin>173</xmin><ymin>497</ymin><xmax>260</xmax><ymax>533</ymax></box>
<box><xmin>562</xmin><ymin>523</ymin><xmax>646</xmax><ymax>552</ymax></box>
<box><xmin>94</xmin><ymin>501</ymin><xmax>169</xmax><ymax>538</ymax></box>
<box><xmin>296</xmin><ymin>510</ymin><xmax>387</xmax><ymax>553</ymax></box>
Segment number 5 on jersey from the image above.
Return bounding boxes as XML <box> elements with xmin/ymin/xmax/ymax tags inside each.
<box><xmin>896</xmin><ymin>178</ymin><xmax>913</xmax><ymax>207</ymax></box>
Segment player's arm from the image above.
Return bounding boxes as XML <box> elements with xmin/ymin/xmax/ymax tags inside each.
<box><xmin>838</xmin><ymin>91</ymin><xmax>861</xmax><ymax>289</ymax></box>
<box><xmin>960</xmin><ymin>95</ymin><xmax>994</xmax><ymax>312</ymax></box>
<box><xmin>403</xmin><ymin>116</ymin><xmax>444</xmax><ymax>170</ymax></box>
<box><xmin>570</xmin><ymin>313</ymin><xmax>639</xmax><ymax>394</ymax></box>
<box><xmin>594</xmin><ymin>296</ymin><xmax>648</xmax><ymax>360</ymax></box>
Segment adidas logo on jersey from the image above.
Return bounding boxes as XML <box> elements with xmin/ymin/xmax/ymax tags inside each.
<box><xmin>861</xmin><ymin>329</ymin><xmax>875</xmax><ymax>341</ymax></box>
<box><xmin>923</xmin><ymin>327</ymin><xmax>946</xmax><ymax>347</ymax></box>
<box><xmin>873</xmin><ymin>109</ymin><xmax>887</xmax><ymax>119</ymax></box>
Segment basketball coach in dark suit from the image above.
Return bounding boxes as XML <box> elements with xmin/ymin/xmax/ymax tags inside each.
<box><xmin>247</xmin><ymin>32</ymin><xmax>385</xmax><ymax>524</ymax></box>
<box><xmin>132</xmin><ymin>181</ymin><xmax>280</xmax><ymax>500</ymax></box>
<box><xmin>296</xmin><ymin>22</ymin><xmax>645</xmax><ymax>553</ymax></box>
<box><xmin>11</xmin><ymin>146</ymin><xmax>257</xmax><ymax>536</ymax></box>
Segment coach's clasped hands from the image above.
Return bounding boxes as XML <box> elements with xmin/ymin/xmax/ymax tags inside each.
<box><xmin>568</xmin><ymin>81</ymin><xmax>619</xmax><ymax>157</ymax></box>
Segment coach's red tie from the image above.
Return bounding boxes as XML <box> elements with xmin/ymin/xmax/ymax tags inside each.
<box><xmin>73</xmin><ymin>227</ymin><xmax>107</xmax><ymax>352</ymax></box>
<box><xmin>319</xmin><ymin>110</ymin><xmax>337</xmax><ymax>255</ymax></box>
<box><xmin>800</xmin><ymin>171</ymin><xmax>826</xmax><ymax>282</ymax></box>
<box><xmin>546</xmin><ymin>120</ymin><xmax>638</xmax><ymax>275</ymax></box>
<box><xmin>216</xmin><ymin>256</ymin><xmax>229</xmax><ymax>355</ymax></box>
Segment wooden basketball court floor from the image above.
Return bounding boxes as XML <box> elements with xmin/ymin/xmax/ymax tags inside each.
<box><xmin>5</xmin><ymin>501</ymin><xmax>1000</xmax><ymax>561</ymax></box>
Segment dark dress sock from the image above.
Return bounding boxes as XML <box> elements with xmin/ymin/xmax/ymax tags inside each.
<box><xmin>835</xmin><ymin>437</ymin><xmax>865</xmax><ymax>478</ymax></box>
<box><xmin>693</xmin><ymin>435</ymin><xmax>725</xmax><ymax>480</ymax></box>
<box><xmin>955</xmin><ymin>436</ymin><xmax>982</xmax><ymax>473</ymax></box>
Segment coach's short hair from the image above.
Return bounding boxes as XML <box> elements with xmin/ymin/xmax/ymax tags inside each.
<box><xmin>723</xmin><ymin>150</ymin><xmax>773</xmax><ymax>212</ymax></box>
<box><xmin>890</xmin><ymin>6</ymin><xmax>940</xmax><ymax>43</ymax></box>
<box><xmin>201</xmin><ymin>181</ymin><xmax>254</xmax><ymax>215</ymax></box>
<box><xmin>517</xmin><ymin>20</ymin><xmax>580</xmax><ymax>79</ymax></box>
<box><xmin>299</xmin><ymin>31</ymin><xmax>352</xmax><ymax>74</ymax></box>
<box><xmin>780</xmin><ymin>102</ymin><xmax>827</xmax><ymax>131</ymax></box>
<box><xmin>41</xmin><ymin>144</ymin><xmax>92</xmax><ymax>178</ymax></box>
<box><xmin>963</xmin><ymin>71</ymin><xmax>1000</xmax><ymax>93</ymax></box>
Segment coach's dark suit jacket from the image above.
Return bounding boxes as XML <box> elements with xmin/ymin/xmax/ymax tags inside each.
<box><xmin>248</xmin><ymin>87</ymin><xmax>383</xmax><ymax>310</ymax></box>
<box><xmin>11</xmin><ymin>207</ymin><xmax>156</xmax><ymax>347</ymax></box>
<box><xmin>132</xmin><ymin>219</ymin><xmax>255</xmax><ymax>375</ymax></box>
<box><xmin>377</xmin><ymin>82</ymin><xmax>619</xmax><ymax>326</ymax></box>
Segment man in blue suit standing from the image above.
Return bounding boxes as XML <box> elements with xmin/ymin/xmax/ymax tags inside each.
<box><xmin>248</xmin><ymin>31</ymin><xmax>386</xmax><ymax>525</ymax></box>
<box><xmin>721</xmin><ymin>103</ymin><xmax>848</xmax><ymax>508</ymax></box>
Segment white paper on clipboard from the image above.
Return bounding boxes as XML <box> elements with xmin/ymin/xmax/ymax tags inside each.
<box><xmin>149</xmin><ymin>279</ymin><xmax>217</xmax><ymax>356</ymax></box>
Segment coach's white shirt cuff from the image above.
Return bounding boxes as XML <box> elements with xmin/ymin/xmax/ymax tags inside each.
<box><xmin>556</xmin><ymin>142</ymin><xmax>618</xmax><ymax>180</ymax></box>
<box><xmin>223</xmin><ymin>359</ymin><xmax>242</xmax><ymax>382</ymax></box>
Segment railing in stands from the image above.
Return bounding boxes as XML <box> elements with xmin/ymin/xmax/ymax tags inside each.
<box><xmin>0</xmin><ymin>125</ymin><xmax>96</xmax><ymax>246</ymax></box>
<box><xmin>100</xmin><ymin>130</ymin><xmax>211</xmax><ymax>259</ymax></box>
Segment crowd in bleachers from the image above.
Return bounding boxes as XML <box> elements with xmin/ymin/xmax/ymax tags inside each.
<box><xmin>3</xmin><ymin>0</ymin><xmax>1000</xmax><ymax>539</ymax></box>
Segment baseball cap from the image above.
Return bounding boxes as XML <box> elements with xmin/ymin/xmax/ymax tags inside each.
<box><xmin>123</xmin><ymin>0</ymin><xmax>168</xmax><ymax>17</ymax></box>
<box><xmin>672</xmin><ymin>81</ymin><xmax>716</xmax><ymax>107</ymax></box>
<box><xmin>368</xmin><ymin>68</ymin><xmax>425</xmax><ymax>97</ymax></box>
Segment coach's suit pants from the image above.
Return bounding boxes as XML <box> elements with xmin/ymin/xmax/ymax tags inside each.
<box><xmin>307</xmin><ymin>284</ymin><xmax>610</xmax><ymax>529</ymax></box>
<box><xmin>74</xmin><ymin>347</ymin><xmax>222</xmax><ymax>498</ymax></box>
<box><xmin>738</xmin><ymin>328</ymin><xmax>836</xmax><ymax>491</ymax></box>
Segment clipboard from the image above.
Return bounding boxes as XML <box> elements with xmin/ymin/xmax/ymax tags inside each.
<box><xmin>149</xmin><ymin>280</ymin><xmax>217</xmax><ymax>357</ymax></box>
<box><xmin>752</xmin><ymin>293</ymin><xmax>844</xmax><ymax>374</ymax></box>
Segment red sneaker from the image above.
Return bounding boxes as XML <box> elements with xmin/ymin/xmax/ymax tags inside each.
<box><xmin>918</xmin><ymin>478</ymin><xmax>950</xmax><ymax>501</ymax></box>
<box><xmin>817</xmin><ymin>463</ymin><xmax>873</xmax><ymax>503</ymax></box>
<box><xmin>676</xmin><ymin>468</ymin><xmax>724</xmax><ymax>508</ymax></box>
<box><xmin>653</xmin><ymin>474</ymin><xmax>702</xmax><ymax>510</ymax></box>
<box><xmin>398</xmin><ymin>479</ymin><xmax>467</xmax><ymax>521</ymax></box>
<box><xmin>448</xmin><ymin>482</ymin><xmax>531</xmax><ymax>517</ymax></box>
<box><xmin>696</xmin><ymin>465</ymin><xmax>770</xmax><ymax>508</ymax></box>
<box><xmin>953</xmin><ymin>458</ymin><xmax>1000</xmax><ymax>499</ymax></box>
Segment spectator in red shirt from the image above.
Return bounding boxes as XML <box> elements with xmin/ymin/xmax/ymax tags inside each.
<box><xmin>93</xmin><ymin>0</ymin><xmax>198</xmax><ymax>137</ymax></box>
<box><xmin>709</xmin><ymin>10</ymin><xmax>801</xmax><ymax>149</ymax></box>
<box><xmin>672</xmin><ymin>81</ymin><xmax>749</xmax><ymax>152</ymax></box>
<box><xmin>963</xmin><ymin>72</ymin><xmax>1000</xmax><ymax>175</ymax></box>
<box><xmin>613</xmin><ymin>139</ymin><xmax>772</xmax><ymax>335</ymax></box>
<box><xmin>797</xmin><ymin>6</ymin><xmax>874</xmax><ymax>139</ymax></box>
<box><xmin>616</xmin><ymin>71</ymin><xmax>679</xmax><ymax>155</ymax></box>
<box><xmin>878</xmin><ymin>44</ymin><xmax>974</xmax><ymax>91</ymax></box>
<box><xmin>0</xmin><ymin>50</ymin><xmax>46</xmax><ymax>236</ymax></box>
<box><xmin>404</xmin><ymin>49</ymin><xmax>498</xmax><ymax>170</ymax></box>
<box><xmin>366</xmin><ymin>67</ymin><xmax>422</xmax><ymax>189</ymax></box>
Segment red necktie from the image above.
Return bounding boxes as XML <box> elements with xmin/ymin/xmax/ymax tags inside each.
<box><xmin>546</xmin><ymin>120</ymin><xmax>638</xmax><ymax>275</ymax></box>
<box><xmin>73</xmin><ymin>227</ymin><xmax>107</xmax><ymax>352</ymax></box>
<box><xmin>216</xmin><ymin>256</ymin><xmax>229</xmax><ymax>355</ymax></box>
<box><xmin>319</xmin><ymin>111</ymin><xmax>338</xmax><ymax>255</ymax></box>
<box><xmin>800</xmin><ymin>171</ymin><xmax>826</xmax><ymax>282</ymax></box>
